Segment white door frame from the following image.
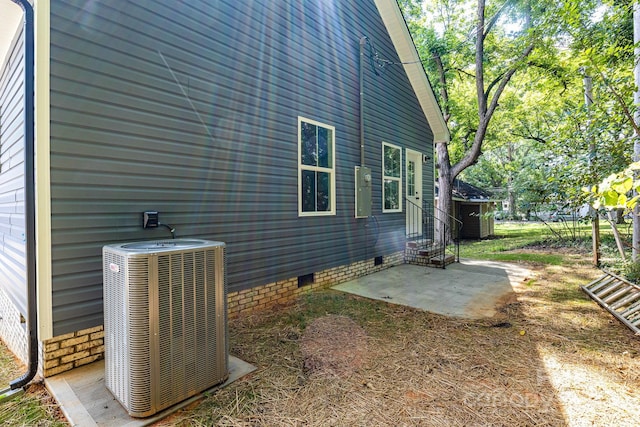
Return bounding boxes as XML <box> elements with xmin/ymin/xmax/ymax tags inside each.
<box><xmin>405</xmin><ymin>149</ymin><xmax>423</xmax><ymax>236</ymax></box>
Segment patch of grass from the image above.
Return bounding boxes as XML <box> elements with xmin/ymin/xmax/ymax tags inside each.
<box><xmin>252</xmin><ymin>291</ymin><xmax>389</xmax><ymax>332</ymax></box>
<box><xmin>484</xmin><ymin>252</ymin><xmax>564</xmax><ymax>265</ymax></box>
<box><xmin>0</xmin><ymin>343</ymin><xmax>67</xmax><ymax>426</ymax></box>
<box><xmin>622</xmin><ymin>261</ymin><xmax>640</xmax><ymax>283</ymax></box>
<box><xmin>546</xmin><ymin>282</ymin><xmax>589</xmax><ymax>304</ymax></box>
<box><xmin>459</xmin><ymin>223</ymin><xmax>552</xmax><ymax>258</ymax></box>
<box><xmin>0</xmin><ymin>385</ymin><xmax>67</xmax><ymax>426</ymax></box>
<box><xmin>0</xmin><ymin>342</ymin><xmax>21</xmax><ymax>385</ymax></box>
<box><xmin>459</xmin><ymin>221</ymin><xmax>615</xmax><ymax>263</ymax></box>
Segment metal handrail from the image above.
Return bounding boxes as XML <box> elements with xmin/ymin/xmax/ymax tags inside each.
<box><xmin>405</xmin><ymin>198</ymin><xmax>459</xmax><ymax>267</ymax></box>
<box><xmin>425</xmin><ymin>201</ymin><xmax>463</xmax><ymax>239</ymax></box>
<box><xmin>424</xmin><ymin>201</ymin><xmax>462</xmax><ymax>262</ymax></box>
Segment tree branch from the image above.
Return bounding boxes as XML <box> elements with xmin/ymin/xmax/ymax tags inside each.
<box><xmin>589</xmin><ymin>60</ymin><xmax>640</xmax><ymax>136</ymax></box>
<box><xmin>452</xmin><ymin>43</ymin><xmax>535</xmax><ymax>178</ymax></box>
<box><xmin>433</xmin><ymin>52</ymin><xmax>451</xmax><ymax>123</ymax></box>
<box><xmin>483</xmin><ymin>0</ymin><xmax>510</xmax><ymax>35</ymax></box>
<box><xmin>486</xmin><ymin>45</ymin><xmax>534</xmax><ymax>118</ymax></box>
<box><xmin>480</xmin><ymin>1</ymin><xmax>518</xmax><ymax>98</ymax></box>
<box><xmin>485</xmin><ymin>71</ymin><xmax>507</xmax><ymax>100</ymax></box>
<box><xmin>527</xmin><ymin>61</ymin><xmax>570</xmax><ymax>94</ymax></box>
<box><xmin>476</xmin><ymin>0</ymin><xmax>487</xmax><ymax>116</ymax></box>
<box><xmin>454</xmin><ymin>68</ymin><xmax>477</xmax><ymax>79</ymax></box>
<box><xmin>512</xmin><ymin>132</ymin><xmax>546</xmax><ymax>144</ymax></box>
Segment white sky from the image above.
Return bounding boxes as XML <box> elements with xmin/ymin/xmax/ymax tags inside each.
<box><xmin>0</xmin><ymin>2</ymin><xmax>23</xmax><ymax>65</ymax></box>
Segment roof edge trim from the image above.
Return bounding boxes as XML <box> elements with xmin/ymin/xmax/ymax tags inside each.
<box><xmin>374</xmin><ymin>0</ymin><xmax>450</xmax><ymax>143</ymax></box>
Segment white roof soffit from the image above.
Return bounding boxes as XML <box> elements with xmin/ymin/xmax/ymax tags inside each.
<box><xmin>374</xmin><ymin>0</ymin><xmax>450</xmax><ymax>144</ymax></box>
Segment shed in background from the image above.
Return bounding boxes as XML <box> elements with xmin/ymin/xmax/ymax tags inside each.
<box><xmin>437</xmin><ymin>179</ymin><xmax>496</xmax><ymax>239</ymax></box>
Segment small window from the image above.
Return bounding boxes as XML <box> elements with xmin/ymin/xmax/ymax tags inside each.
<box><xmin>298</xmin><ymin>117</ymin><xmax>336</xmax><ymax>216</ymax></box>
<box><xmin>382</xmin><ymin>142</ymin><xmax>402</xmax><ymax>212</ymax></box>
<box><xmin>407</xmin><ymin>159</ymin><xmax>415</xmax><ymax>198</ymax></box>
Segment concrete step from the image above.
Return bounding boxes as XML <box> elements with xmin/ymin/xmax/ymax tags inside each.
<box><xmin>418</xmin><ymin>247</ymin><xmax>443</xmax><ymax>257</ymax></box>
<box><xmin>430</xmin><ymin>254</ymin><xmax>456</xmax><ymax>266</ymax></box>
<box><xmin>406</xmin><ymin>239</ymin><xmax>433</xmax><ymax>249</ymax></box>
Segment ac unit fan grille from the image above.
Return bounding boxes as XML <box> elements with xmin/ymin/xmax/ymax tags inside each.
<box><xmin>156</xmin><ymin>250</ymin><xmax>224</xmax><ymax>407</ymax></box>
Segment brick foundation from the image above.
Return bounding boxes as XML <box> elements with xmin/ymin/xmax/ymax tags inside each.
<box><xmin>227</xmin><ymin>252</ymin><xmax>404</xmax><ymax>316</ymax></box>
<box><xmin>31</xmin><ymin>252</ymin><xmax>405</xmax><ymax>377</ymax></box>
<box><xmin>42</xmin><ymin>326</ymin><xmax>104</xmax><ymax>377</ymax></box>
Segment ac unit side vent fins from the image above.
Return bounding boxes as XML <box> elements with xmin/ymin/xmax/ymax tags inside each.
<box><xmin>103</xmin><ymin>239</ymin><xmax>229</xmax><ymax>418</ymax></box>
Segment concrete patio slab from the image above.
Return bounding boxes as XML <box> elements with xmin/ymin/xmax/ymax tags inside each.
<box><xmin>332</xmin><ymin>259</ymin><xmax>531</xmax><ymax>318</ymax></box>
<box><xmin>45</xmin><ymin>356</ymin><xmax>255</xmax><ymax>427</ymax></box>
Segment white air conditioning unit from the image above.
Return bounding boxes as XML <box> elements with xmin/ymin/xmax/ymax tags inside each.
<box><xmin>103</xmin><ymin>239</ymin><xmax>228</xmax><ymax>418</ymax></box>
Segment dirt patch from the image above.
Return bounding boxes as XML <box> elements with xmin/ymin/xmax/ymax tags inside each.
<box><xmin>495</xmin><ymin>289</ymin><xmax>519</xmax><ymax>307</ymax></box>
<box><xmin>299</xmin><ymin>315</ymin><xmax>367</xmax><ymax>378</ymax></box>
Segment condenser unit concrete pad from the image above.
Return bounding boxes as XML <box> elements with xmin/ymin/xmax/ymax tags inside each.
<box><xmin>46</xmin><ymin>356</ymin><xmax>255</xmax><ymax>427</ymax></box>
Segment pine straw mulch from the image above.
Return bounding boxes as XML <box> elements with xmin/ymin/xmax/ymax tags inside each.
<box><xmin>159</xmin><ymin>253</ymin><xmax>640</xmax><ymax>427</ymax></box>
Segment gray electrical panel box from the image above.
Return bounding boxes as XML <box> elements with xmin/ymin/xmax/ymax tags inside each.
<box><xmin>355</xmin><ymin>166</ymin><xmax>372</xmax><ymax>218</ymax></box>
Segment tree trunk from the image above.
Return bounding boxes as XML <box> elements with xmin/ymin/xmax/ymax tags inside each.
<box><xmin>436</xmin><ymin>142</ymin><xmax>454</xmax><ymax>243</ymax></box>
<box><xmin>507</xmin><ymin>142</ymin><xmax>517</xmax><ymax>219</ymax></box>
<box><xmin>432</xmin><ymin>0</ymin><xmax>534</xmax><ymax>244</ymax></box>
<box><xmin>508</xmin><ymin>189</ymin><xmax>516</xmax><ymax>220</ymax></box>
<box><xmin>433</xmin><ymin>52</ymin><xmax>451</xmax><ymax>123</ymax></box>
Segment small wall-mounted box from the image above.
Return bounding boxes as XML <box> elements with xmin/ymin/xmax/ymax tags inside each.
<box><xmin>355</xmin><ymin>166</ymin><xmax>372</xmax><ymax>218</ymax></box>
<box><xmin>142</xmin><ymin>211</ymin><xmax>159</xmax><ymax>228</ymax></box>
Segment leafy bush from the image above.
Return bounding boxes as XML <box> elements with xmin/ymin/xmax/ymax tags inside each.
<box><xmin>621</xmin><ymin>260</ymin><xmax>640</xmax><ymax>284</ymax></box>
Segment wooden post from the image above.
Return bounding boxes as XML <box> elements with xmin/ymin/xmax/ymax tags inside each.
<box><xmin>582</xmin><ymin>69</ymin><xmax>600</xmax><ymax>266</ymax></box>
<box><xmin>633</xmin><ymin>3</ymin><xmax>640</xmax><ymax>261</ymax></box>
<box><xmin>593</xmin><ymin>216</ymin><xmax>600</xmax><ymax>266</ymax></box>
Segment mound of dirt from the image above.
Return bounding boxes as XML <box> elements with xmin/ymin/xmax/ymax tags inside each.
<box><xmin>299</xmin><ymin>315</ymin><xmax>368</xmax><ymax>378</ymax></box>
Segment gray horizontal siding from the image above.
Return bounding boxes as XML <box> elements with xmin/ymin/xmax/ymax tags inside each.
<box><xmin>0</xmin><ymin>25</ymin><xmax>26</xmax><ymax>316</ymax></box>
<box><xmin>49</xmin><ymin>0</ymin><xmax>435</xmax><ymax>335</ymax></box>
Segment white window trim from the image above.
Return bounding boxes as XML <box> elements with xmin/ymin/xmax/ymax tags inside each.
<box><xmin>298</xmin><ymin>116</ymin><xmax>336</xmax><ymax>216</ymax></box>
<box><xmin>382</xmin><ymin>141</ymin><xmax>402</xmax><ymax>213</ymax></box>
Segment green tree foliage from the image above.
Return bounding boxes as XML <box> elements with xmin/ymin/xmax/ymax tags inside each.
<box><xmin>586</xmin><ymin>161</ymin><xmax>640</xmax><ymax>211</ymax></box>
<box><xmin>402</xmin><ymin>0</ymin><xmax>636</xmax><ymax>220</ymax></box>
<box><xmin>400</xmin><ymin>0</ymin><xmax>566</xmax><ymax>232</ymax></box>
<box><xmin>538</xmin><ymin>1</ymin><xmax>635</xmax><ymax>213</ymax></box>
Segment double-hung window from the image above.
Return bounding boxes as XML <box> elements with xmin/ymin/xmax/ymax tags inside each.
<box><xmin>382</xmin><ymin>142</ymin><xmax>402</xmax><ymax>212</ymax></box>
<box><xmin>298</xmin><ymin>117</ymin><xmax>336</xmax><ymax>216</ymax></box>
